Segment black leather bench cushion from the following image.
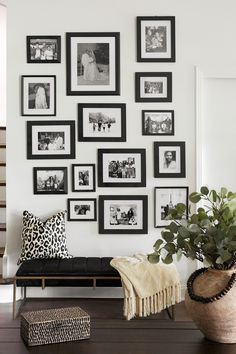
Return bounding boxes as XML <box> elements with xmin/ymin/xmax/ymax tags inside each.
<box><xmin>16</xmin><ymin>257</ymin><xmax>119</xmax><ymax>277</ymax></box>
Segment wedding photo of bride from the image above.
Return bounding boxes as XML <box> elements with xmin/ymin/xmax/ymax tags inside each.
<box><xmin>77</xmin><ymin>43</ymin><xmax>109</xmax><ymax>85</ymax></box>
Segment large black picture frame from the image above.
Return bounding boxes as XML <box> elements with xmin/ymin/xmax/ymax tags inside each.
<box><xmin>97</xmin><ymin>148</ymin><xmax>146</xmax><ymax>187</ymax></box>
<box><xmin>154</xmin><ymin>141</ymin><xmax>186</xmax><ymax>178</ymax></box>
<box><xmin>66</xmin><ymin>32</ymin><xmax>120</xmax><ymax>96</ymax></box>
<box><xmin>135</xmin><ymin>72</ymin><xmax>172</xmax><ymax>102</ymax></box>
<box><xmin>27</xmin><ymin>120</ymin><xmax>76</xmax><ymax>159</ymax></box>
<box><xmin>99</xmin><ymin>195</ymin><xmax>148</xmax><ymax>234</ymax></box>
<box><xmin>78</xmin><ymin>103</ymin><xmax>126</xmax><ymax>142</ymax></box>
<box><xmin>33</xmin><ymin>167</ymin><xmax>68</xmax><ymax>195</ymax></box>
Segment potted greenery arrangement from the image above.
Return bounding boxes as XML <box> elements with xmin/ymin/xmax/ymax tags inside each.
<box><xmin>148</xmin><ymin>186</ymin><xmax>236</xmax><ymax>343</ymax></box>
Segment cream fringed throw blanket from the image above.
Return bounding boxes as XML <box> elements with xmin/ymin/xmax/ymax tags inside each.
<box><xmin>110</xmin><ymin>254</ymin><xmax>181</xmax><ymax>320</ymax></box>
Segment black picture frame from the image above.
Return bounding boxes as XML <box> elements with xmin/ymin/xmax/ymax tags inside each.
<box><xmin>33</xmin><ymin>167</ymin><xmax>68</xmax><ymax>195</ymax></box>
<box><xmin>142</xmin><ymin>110</ymin><xmax>174</xmax><ymax>136</ymax></box>
<box><xmin>154</xmin><ymin>141</ymin><xmax>186</xmax><ymax>178</ymax></box>
<box><xmin>27</xmin><ymin>120</ymin><xmax>76</xmax><ymax>159</ymax></box>
<box><xmin>78</xmin><ymin>103</ymin><xmax>126</xmax><ymax>142</ymax></box>
<box><xmin>99</xmin><ymin>195</ymin><xmax>148</xmax><ymax>234</ymax></box>
<box><xmin>135</xmin><ymin>72</ymin><xmax>172</xmax><ymax>102</ymax></box>
<box><xmin>137</xmin><ymin>16</ymin><xmax>175</xmax><ymax>62</ymax></box>
<box><xmin>26</xmin><ymin>36</ymin><xmax>61</xmax><ymax>63</ymax></box>
<box><xmin>67</xmin><ymin>198</ymin><xmax>97</xmax><ymax>221</ymax></box>
<box><xmin>98</xmin><ymin>148</ymin><xmax>146</xmax><ymax>187</ymax></box>
<box><xmin>72</xmin><ymin>164</ymin><xmax>96</xmax><ymax>192</ymax></box>
<box><xmin>21</xmin><ymin>75</ymin><xmax>56</xmax><ymax>116</ymax></box>
<box><xmin>66</xmin><ymin>32</ymin><xmax>120</xmax><ymax>95</ymax></box>
<box><xmin>154</xmin><ymin>187</ymin><xmax>189</xmax><ymax>228</ymax></box>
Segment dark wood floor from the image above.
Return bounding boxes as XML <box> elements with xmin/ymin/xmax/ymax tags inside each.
<box><xmin>0</xmin><ymin>298</ymin><xmax>235</xmax><ymax>354</ymax></box>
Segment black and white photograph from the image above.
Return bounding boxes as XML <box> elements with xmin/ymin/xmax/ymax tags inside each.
<box><xmin>98</xmin><ymin>149</ymin><xmax>146</xmax><ymax>187</ymax></box>
<box><xmin>135</xmin><ymin>72</ymin><xmax>172</xmax><ymax>102</ymax></box>
<box><xmin>33</xmin><ymin>167</ymin><xmax>68</xmax><ymax>195</ymax></box>
<box><xmin>137</xmin><ymin>16</ymin><xmax>175</xmax><ymax>62</ymax></box>
<box><xmin>67</xmin><ymin>198</ymin><xmax>97</xmax><ymax>221</ymax></box>
<box><xmin>78</xmin><ymin>103</ymin><xmax>126</xmax><ymax>141</ymax></box>
<box><xmin>21</xmin><ymin>75</ymin><xmax>56</xmax><ymax>116</ymax></box>
<box><xmin>27</xmin><ymin>121</ymin><xmax>75</xmax><ymax>159</ymax></box>
<box><xmin>66</xmin><ymin>32</ymin><xmax>120</xmax><ymax>95</ymax></box>
<box><xmin>154</xmin><ymin>141</ymin><xmax>186</xmax><ymax>178</ymax></box>
<box><xmin>72</xmin><ymin>164</ymin><xmax>96</xmax><ymax>192</ymax></box>
<box><xmin>27</xmin><ymin>36</ymin><xmax>61</xmax><ymax>63</ymax></box>
<box><xmin>154</xmin><ymin>187</ymin><xmax>188</xmax><ymax>227</ymax></box>
<box><xmin>142</xmin><ymin>110</ymin><xmax>174</xmax><ymax>135</ymax></box>
<box><xmin>99</xmin><ymin>195</ymin><xmax>148</xmax><ymax>234</ymax></box>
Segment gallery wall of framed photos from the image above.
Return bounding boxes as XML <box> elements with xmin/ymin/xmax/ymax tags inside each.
<box><xmin>6</xmin><ymin>0</ymin><xmax>201</xmax><ymax>280</ymax></box>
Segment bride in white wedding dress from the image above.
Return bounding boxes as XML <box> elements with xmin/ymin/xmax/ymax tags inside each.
<box><xmin>86</xmin><ymin>49</ymin><xmax>100</xmax><ymax>81</ymax></box>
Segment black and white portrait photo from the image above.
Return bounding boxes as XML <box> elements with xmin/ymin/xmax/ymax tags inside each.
<box><xmin>72</xmin><ymin>164</ymin><xmax>96</xmax><ymax>192</ymax></box>
<box><xmin>21</xmin><ymin>76</ymin><xmax>56</xmax><ymax>116</ymax></box>
<box><xmin>99</xmin><ymin>195</ymin><xmax>148</xmax><ymax>234</ymax></box>
<box><xmin>98</xmin><ymin>149</ymin><xmax>146</xmax><ymax>187</ymax></box>
<box><xmin>142</xmin><ymin>110</ymin><xmax>174</xmax><ymax>135</ymax></box>
<box><xmin>135</xmin><ymin>72</ymin><xmax>172</xmax><ymax>102</ymax></box>
<box><xmin>66</xmin><ymin>32</ymin><xmax>120</xmax><ymax>95</ymax></box>
<box><xmin>137</xmin><ymin>16</ymin><xmax>175</xmax><ymax>62</ymax></box>
<box><xmin>27</xmin><ymin>36</ymin><xmax>61</xmax><ymax>63</ymax></box>
<box><xmin>154</xmin><ymin>142</ymin><xmax>186</xmax><ymax>178</ymax></box>
<box><xmin>78</xmin><ymin>103</ymin><xmax>126</xmax><ymax>142</ymax></box>
<box><xmin>67</xmin><ymin>199</ymin><xmax>97</xmax><ymax>221</ymax></box>
<box><xmin>27</xmin><ymin>121</ymin><xmax>75</xmax><ymax>159</ymax></box>
<box><xmin>154</xmin><ymin>187</ymin><xmax>188</xmax><ymax>227</ymax></box>
<box><xmin>33</xmin><ymin>167</ymin><xmax>68</xmax><ymax>195</ymax></box>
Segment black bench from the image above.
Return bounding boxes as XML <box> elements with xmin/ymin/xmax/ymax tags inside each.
<box><xmin>13</xmin><ymin>257</ymin><xmax>121</xmax><ymax>318</ymax></box>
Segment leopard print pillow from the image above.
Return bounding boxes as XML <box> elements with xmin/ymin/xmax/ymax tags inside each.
<box><xmin>17</xmin><ymin>210</ymin><xmax>72</xmax><ymax>264</ymax></box>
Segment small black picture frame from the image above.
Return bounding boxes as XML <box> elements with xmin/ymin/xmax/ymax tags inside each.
<box><xmin>66</xmin><ymin>32</ymin><xmax>120</xmax><ymax>95</ymax></box>
<box><xmin>27</xmin><ymin>120</ymin><xmax>76</xmax><ymax>159</ymax></box>
<box><xmin>21</xmin><ymin>75</ymin><xmax>56</xmax><ymax>116</ymax></box>
<box><xmin>78</xmin><ymin>103</ymin><xmax>126</xmax><ymax>142</ymax></box>
<box><xmin>72</xmin><ymin>164</ymin><xmax>96</xmax><ymax>192</ymax></box>
<box><xmin>27</xmin><ymin>36</ymin><xmax>61</xmax><ymax>63</ymax></box>
<box><xmin>154</xmin><ymin>187</ymin><xmax>189</xmax><ymax>228</ymax></box>
<box><xmin>154</xmin><ymin>141</ymin><xmax>186</xmax><ymax>178</ymax></box>
<box><xmin>137</xmin><ymin>16</ymin><xmax>175</xmax><ymax>62</ymax></box>
<box><xmin>99</xmin><ymin>195</ymin><xmax>148</xmax><ymax>234</ymax></box>
<box><xmin>135</xmin><ymin>72</ymin><xmax>172</xmax><ymax>102</ymax></box>
<box><xmin>142</xmin><ymin>110</ymin><xmax>174</xmax><ymax>136</ymax></box>
<box><xmin>33</xmin><ymin>167</ymin><xmax>68</xmax><ymax>195</ymax></box>
<box><xmin>67</xmin><ymin>198</ymin><xmax>97</xmax><ymax>221</ymax></box>
<box><xmin>98</xmin><ymin>148</ymin><xmax>146</xmax><ymax>187</ymax></box>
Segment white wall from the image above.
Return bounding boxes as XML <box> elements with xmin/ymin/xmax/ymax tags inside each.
<box><xmin>0</xmin><ymin>3</ymin><xmax>6</xmax><ymax>126</ymax></box>
<box><xmin>6</xmin><ymin>0</ymin><xmax>236</xmax><ymax>289</ymax></box>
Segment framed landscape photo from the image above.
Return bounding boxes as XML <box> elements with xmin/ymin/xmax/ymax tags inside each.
<box><xmin>27</xmin><ymin>121</ymin><xmax>75</xmax><ymax>159</ymax></box>
<box><xmin>98</xmin><ymin>148</ymin><xmax>146</xmax><ymax>187</ymax></box>
<box><xmin>78</xmin><ymin>103</ymin><xmax>126</xmax><ymax>142</ymax></box>
<box><xmin>135</xmin><ymin>72</ymin><xmax>172</xmax><ymax>102</ymax></box>
<box><xmin>66</xmin><ymin>32</ymin><xmax>120</xmax><ymax>95</ymax></box>
<box><xmin>154</xmin><ymin>141</ymin><xmax>186</xmax><ymax>178</ymax></box>
<box><xmin>26</xmin><ymin>36</ymin><xmax>61</xmax><ymax>63</ymax></box>
<box><xmin>154</xmin><ymin>187</ymin><xmax>188</xmax><ymax>228</ymax></box>
<box><xmin>21</xmin><ymin>75</ymin><xmax>56</xmax><ymax>116</ymax></box>
<box><xmin>67</xmin><ymin>198</ymin><xmax>97</xmax><ymax>221</ymax></box>
<box><xmin>72</xmin><ymin>164</ymin><xmax>96</xmax><ymax>192</ymax></box>
<box><xmin>33</xmin><ymin>167</ymin><xmax>68</xmax><ymax>195</ymax></box>
<box><xmin>99</xmin><ymin>195</ymin><xmax>148</xmax><ymax>234</ymax></box>
<box><xmin>137</xmin><ymin>16</ymin><xmax>175</xmax><ymax>62</ymax></box>
<box><xmin>142</xmin><ymin>110</ymin><xmax>174</xmax><ymax>136</ymax></box>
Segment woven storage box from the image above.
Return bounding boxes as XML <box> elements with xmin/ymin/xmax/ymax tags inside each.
<box><xmin>20</xmin><ymin>306</ymin><xmax>90</xmax><ymax>346</ymax></box>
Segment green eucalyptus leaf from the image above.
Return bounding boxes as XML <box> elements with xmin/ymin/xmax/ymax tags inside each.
<box><xmin>209</xmin><ymin>190</ymin><xmax>217</xmax><ymax>202</ymax></box>
<box><xmin>162</xmin><ymin>254</ymin><xmax>173</xmax><ymax>264</ymax></box>
<box><xmin>188</xmin><ymin>224</ymin><xmax>201</xmax><ymax>234</ymax></box>
<box><xmin>197</xmin><ymin>207</ymin><xmax>205</xmax><ymax>213</ymax></box>
<box><xmin>176</xmin><ymin>249</ymin><xmax>182</xmax><ymax>261</ymax></box>
<box><xmin>169</xmin><ymin>221</ymin><xmax>179</xmax><ymax>234</ymax></box>
<box><xmin>161</xmin><ymin>231</ymin><xmax>174</xmax><ymax>242</ymax></box>
<box><xmin>227</xmin><ymin>192</ymin><xmax>236</xmax><ymax>201</ymax></box>
<box><xmin>220</xmin><ymin>187</ymin><xmax>228</xmax><ymax>198</ymax></box>
<box><xmin>175</xmin><ymin>203</ymin><xmax>186</xmax><ymax>214</ymax></box>
<box><xmin>153</xmin><ymin>239</ymin><xmax>163</xmax><ymax>250</ymax></box>
<box><xmin>220</xmin><ymin>249</ymin><xmax>232</xmax><ymax>262</ymax></box>
<box><xmin>148</xmin><ymin>253</ymin><xmax>160</xmax><ymax>264</ymax></box>
<box><xmin>189</xmin><ymin>192</ymin><xmax>202</xmax><ymax>203</ymax></box>
<box><xmin>164</xmin><ymin>242</ymin><xmax>176</xmax><ymax>253</ymax></box>
<box><xmin>200</xmin><ymin>186</ymin><xmax>209</xmax><ymax>195</ymax></box>
<box><xmin>178</xmin><ymin>226</ymin><xmax>190</xmax><ymax>239</ymax></box>
<box><xmin>190</xmin><ymin>214</ymin><xmax>199</xmax><ymax>224</ymax></box>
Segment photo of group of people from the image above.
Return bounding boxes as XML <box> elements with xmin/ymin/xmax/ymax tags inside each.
<box><xmin>28</xmin><ymin>38</ymin><xmax>60</xmax><ymax>62</ymax></box>
<box><xmin>38</xmin><ymin>132</ymin><xmax>65</xmax><ymax>151</ymax></box>
<box><xmin>89</xmin><ymin>112</ymin><xmax>115</xmax><ymax>134</ymax></box>
<box><xmin>143</xmin><ymin>111</ymin><xmax>173</xmax><ymax>135</ymax></box>
<box><xmin>110</xmin><ymin>204</ymin><xmax>137</xmax><ymax>226</ymax></box>
<box><xmin>144</xmin><ymin>80</ymin><xmax>163</xmax><ymax>94</ymax></box>
<box><xmin>77</xmin><ymin>43</ymin><xmax>109</xmax><ymax>85</ymax></box>
<box><xmin>145</xmin><ymin>26</ymin><xmax>167</xmax><ymax>53</ymax></box>
<box><xmin>28</xmin><ymin>83</ymin><xmax>50</xmax><ymax>110</ymax></box>
<box><xmin>36</xmin><ymin>170</ymin><xmax>65</xmax><ymax>193</ymax></box>
<box><xmin>108</xmin><ymin>158</ymin><xmax>136</xmax><ymax>179</ymax></box>
<box><xmin>74</xmin><ymin>204</ymin><xmax>91</xmax><ymax>215</ymax></box>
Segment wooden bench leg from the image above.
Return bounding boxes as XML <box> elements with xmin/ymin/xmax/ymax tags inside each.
<box><xmin>166</xmin><ymin>305</ymin><xmax>175</xmax><ymax>320</ymax></box>
<box><xmin>13</xmin><ymin>281</ymin><xmax>27</xmax><ymax>320</ymax></box>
